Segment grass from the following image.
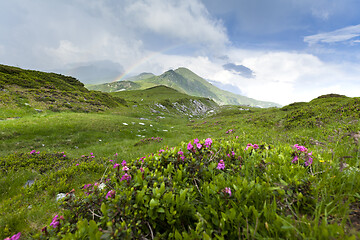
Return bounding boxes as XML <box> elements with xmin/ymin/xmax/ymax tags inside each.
<box><xmin>0</xmin><ymin>72</ymin><xmax>360</xmax><ymax>239</ymax></box>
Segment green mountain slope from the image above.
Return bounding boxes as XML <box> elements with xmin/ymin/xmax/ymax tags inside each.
<box><xmin>87</xmin><ymin>67</ymin><xmax>281</xmax><ymax>108</ymax></box>
<box><xmin>0</xmin><ymin>64</ymin><xmax>218</xmax><ymax>118</ymax></box>
<box><xmin>0</xmin><ymin>64</ymin><xmax>124</xmax><ymax>116</ymax></box>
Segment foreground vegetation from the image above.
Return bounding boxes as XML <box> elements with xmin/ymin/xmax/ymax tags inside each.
<box><xmin>0</xmin><ymin>65</ymin><xmax>359</xmax><ymax>239</ymax></box>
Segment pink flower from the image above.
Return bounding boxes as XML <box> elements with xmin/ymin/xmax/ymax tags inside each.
<box><xmin>140</xmin><ymin>167</ymin><xmax>145</xmax><ymax>173</ymax></box>
<box><xmin>113</xmin><ymin>163</ymin><xmax>120</xmax><ymax>168</ymax></box>
<box><xmin>196</xmin><ymin>143</ymin><xmax>202</xmax><ymax>149</ymax></box>
<box><xmin>292</xmin><ymin>155</ymin><xmax>298</xmax><ymax>163</ymax></box>
<box><xmin>194</xmin><ymin>138</ymin><xmax>199</xmax><ymax>144</ymax></box>
<box><xmin>50</xmin><ymin>215</ymin><xmax>60</xmax><ymax>228</ymax></box>
<box><xmin>305</xmin><ymin>156</ymin><xmax>313</xmax><ymax>166</ymax></box>
<box><xmin>106</xmin><ymin>190</ymin><xmax>115</xmax><ymax>199</ymax></box>
<box><xmin>122</xmin><ymin>166</ymin><xmax>129</xmax><ymax>171</ymax></box>
<box><xmin>120</xmin><ymin>173</ymin><xmax>131</xmax><ymax>182</ymax></box>
<box><xmin>114</xmin><ymin>153</ymin><xmax>118</xmax><ymax>156</ymax></box>
<box><xmin>76</xmin><ymin>164</ymin><xmax>79</xmax><ymax>166</ymax></box>
<box><xmin>121</xmin><ymin>160</ymin><xmax>127</xmax><ymax>166</ymax></box>
<box><xmin>109</xmin><ymin>159</ymin><xmax>114</xmax><ymax>162</ymax></box>
<box><xmin>30</xmin><ymin>150</ymin><xmax>36</xmax><ymax>154</ymax></box>
<box><xmin>217</xmin><ymin>160</ymin><xmax>225</xmax><ymax>170</ymax></box>
<box><xmin>178</xmin><ymin>150</ymin><xmax>184</xmax><ymax>155</ymax></box>
<box><xmin>224</xmin><ymin>187</ymin><xmax>232</xmax><ymax>196</ymax></box>
<box><xmin>180</xmin><ymin>156</ymin><xmax>185</xmax><ymax>161</ymax></box>
<box><xmin>187</xmin><ymin>142</ymin><xmax>194</xmax><ymax>151</ymax></box>
<box><xmin>4</xmin><ymin>232</ymin><xmax>21</xmax><ymax>240</ymax></box>
<box><xmin>204</xmin><ymin>138</ymin><xmax>212</xmax><ymax>148</ymax></box>
<box><xmin>83</xmin><ymin>184</ymin><xmax>92</xmax><ymax>189</ymax></box>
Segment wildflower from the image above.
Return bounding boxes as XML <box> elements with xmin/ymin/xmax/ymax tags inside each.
<box><xmin>294</xmin><ymin>144</ymin><xmax>307</xmax><ymax>153</ymax></box>
<box><xmin>140</xmin><ymin>167</ymin><xmax>145</xmax><ymax>173</ymax></box>
<box><xmin>113</xmin><ymin>163</ymin><xmax>120</xmax><ymax>168</ymax></box>
<box><xmin>81</xmin><ymin>155</ymin><xmax>85</xmax><ymax>158</ymax></box>
<box><xmin>83</xmin><ymin>184</ymin><xmax>92</xmax><ymax>189</ymax></box>
<box><xmin>63</xmin><ymin>155</ymin><xmax>66</xmax><ymax>157</ymax></box>
<box><xmin>109</xmin><ymin>159</ymin><xmax>113</xmax><ymax>162</ymax></box>
<box><xmin>224</xmin><ymin>187</ymin><xmax>232</xmax><ymax>196</ymax></box>
<box><xmin>292</xmin><ymin>155</ymin><xmax>298</xmax><ymax>163</ymax></box>
<box><xmin>245</xmin><ymin>143</ymin><xmax>253</xmax><ymax>150</ymax></box>
<box><xmin>4</xmin><ymin>232</ymin><xmax>21</xmax><ymax>240</ymax></box>
<box><xmin>194</xmin><ymin>138</ymin><xmax>199</xmax><ymax>144</ymax></box>
<box><xmin>106</xmin><ymin>190</ymin><xmax>115</xmax><ymax>199</ymax></box>
<box><xmin>30</xmin><ymin>150</ymin><xmax>36</xmax><ymax>154</ymax></box>
<box><xmin>187</xmin><ymin>142</ymin><xmax>194</xmax><ymax>151</ymax></box>
<box><xmin>159</xmin><ymin>149</ymin><xmax>165</xmax><ymax>153</ymax></box>
<box><xmin>196</xmin><ymin>143</ymin><xmax>202</xmax><ymax>149</ymax></box>
<box><xmin>50</xmin><ymin>215</ymin><xmax>60</xmax><ymax>228</ymax></box>
<box><xmin>114</xmin><ymin>153</ymin><xmax>118</xmax><ymax>156</ymax></box>
<box><xmin>121</xmin><ymin>160</ymin><xmax>127</xmax><ymax>166</ymax></box>
<box><xmin>120</xmin><ymin>173</ymin><xmax>131</xmax><ymax>182</ymax></box>
<box><xmin>76</xmin><ymin>163</ymin><xmax>79</xmax><ymax>166</ymax></box>
<box><xmin>204</xmin><ymin>138</ymin><xmax>212</xmax><ymax>148</ymax></box>
<box><xmin>180</xmin><ymin>155</ymin><xmax>185</xmax><ymax>161</ymax></box>
<box><xmin>253</xmin><ymin>144</ymin><xmax>259</xmax><ymax>149</ymax></box>
<box><xmin>305</xmin><ymin>156</ymin><xmax>313</xmax><ymax>167</ymax></box>
<box><xmin>178</xmin><ymin>150</ymin><xmax>184</xmax><ymax>155</ymax></box>
<box><xmin>217</xmin><ymin>160</ymin><xmax>225</xmax><ymax>170</ymax></box>
<box><xmin>226</xmin><ymin>129</ymin><xmax>234</xmax><ymax>134</ymax></box>
<box><xmin>122</xmin><ymin>166</ymin><xmax>129</xmax><ymax>171</ymax></box>
<box><xmin>232</xmin><ymin>151</ymin><xmax>235</xmax><ymax>156</ymax></box>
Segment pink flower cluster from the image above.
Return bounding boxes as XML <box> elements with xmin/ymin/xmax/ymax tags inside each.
<box><xmin>292</xmin><ymin>144</ymin><xmax>313</xmax><ymax>166</ymax></box>
<box><xmin>294</xmin><ymin>144</ymin><xmax>308</xmax><ymax>153</ymax></box>
<box><xmin>50</xmin><ymin>215</ymin><xmax>63</xmax><ymax>228</ymax></box>
<box><xmin>217</xmin><ymin>160</ymin><xmax>225</xmax><ymax>170</ymax></box>
<box><xmin>178</xmin><ymin>150</ymin><xmax>185</xmax><ymax>161</ymax></box>
<box><xmin>245</xmin><ymin>143</ymin><xmax>259</xmax><ymax>151</ymax></box>
<box><xmin>29</xmin><ymin>150</ymin><xmax>40</xmax><ymax>154</ymax></box>
<box><xmin>204</xmin><ymin>138</ymin><xmax>212</xmax><ymax>148</ymax></box>
<box><xmin>106</xmin><ymin>190</ymin><xmax>115</xmax><ymax>199</ymax></box>
<box><xmin>4</xmin><ymin>232</ymin><xmax>21</xmax><ymax>240</ymax></box>
<box><xmin>187</xmin><ymin>138</ymin><xmax>213</xmax><ymax>152</ymax></box>
<box><xmin>120</xmin><ymin>173</ymin><xmax>131</xmax><ymax>182</ymax></box>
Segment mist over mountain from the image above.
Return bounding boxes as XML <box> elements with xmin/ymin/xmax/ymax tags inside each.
<box><xmin>54</xmin><ymin>60</ymin><xmax>124</xmax><ymax>85</ymax></box>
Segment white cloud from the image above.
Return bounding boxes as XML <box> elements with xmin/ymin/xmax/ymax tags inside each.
<box><xmin>144</xmin><ymin>50</ymin><xmax>360</xmax><ymax>105</ymax></box>
<box><xmin>304</xmin><ymin>24</ymin><xmax>360</xmax><ymax>45</ymax></box>
<box><xmin>125</xmin><ymin>0</ymin><xmax>228</xmax><ymax>50</ymax></box>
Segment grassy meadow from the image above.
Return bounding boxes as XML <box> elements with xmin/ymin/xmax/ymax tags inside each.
<box><xmin>0</xmin><ymin>66</ymin><xmax>359</xmax><ymax>239</ymax></box>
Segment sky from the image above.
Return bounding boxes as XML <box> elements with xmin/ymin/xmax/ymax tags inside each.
<box><xmin>1</xmin><ymin>0</ymin><xmax>360</xmax><ymax>105</ymax></box>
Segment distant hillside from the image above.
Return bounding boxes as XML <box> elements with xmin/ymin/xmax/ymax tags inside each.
<box><xmin>0</xmin><ymin>64</ymin><xmax>218</xmax><ymax>118</ymax></box>
<box><xmin>0</xmin><ymin>64</ymin><xmax>124</xmax><ymax>115</ymax></box>
<box><xmin>88</xmin><ymin>67</ymin><xmax>281</xmax><ymax>108</ymax></box>
<box><xmin>110</xmin><ymin>85</ymin><xmax>218</xmax><ymax>116</ymax></box>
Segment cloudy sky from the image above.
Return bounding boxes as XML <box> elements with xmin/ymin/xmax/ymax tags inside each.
<box><xmin>1</xmin><ymin>0</ymin><xmax>360</xmax><ymax>105</ymax></box>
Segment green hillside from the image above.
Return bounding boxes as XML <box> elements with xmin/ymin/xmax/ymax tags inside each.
<box><xmin>87</xmin><ymin>67</ymin><xmax>281</xmax><ymax>108</ymax></box>
<box><xmin>1</xmin><ymin>64</ymin><xmax>360</xmax><ymax>239</ymax></box>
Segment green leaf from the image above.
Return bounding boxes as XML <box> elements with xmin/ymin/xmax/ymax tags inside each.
<box><xmin>150</xmin><ymin>198</ymin><xmax>159</xmax><ymax>209</ymax></box>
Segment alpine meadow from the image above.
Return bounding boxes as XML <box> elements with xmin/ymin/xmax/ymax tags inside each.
<box><xmin>0</xmin><ymin>64</ymin><xmax>359</xmax><ymax>239</ymax></box>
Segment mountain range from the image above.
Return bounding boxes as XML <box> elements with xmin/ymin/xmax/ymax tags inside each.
<box><xmin>87</xmin><ymin>67</ymin><xmax>281</xmax><ymax>108</ymax></box>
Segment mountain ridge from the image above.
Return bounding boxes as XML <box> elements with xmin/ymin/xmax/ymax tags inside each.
<box><xmin>88</xmin><ymin>67</ymin><xmax>281</xmax><ymax>108</ymax></box>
